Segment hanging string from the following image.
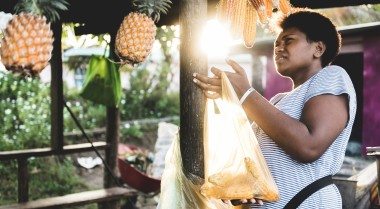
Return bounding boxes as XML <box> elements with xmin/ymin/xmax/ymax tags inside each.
<box><xmin>63</xmin><ymin>99</ymin><xmax>123</xmax><ymax>186</ymax></box>
<box><xmin>63</xmin><ymin>98</ymin><xmax>159</xmax><ymax>200</ymax></box>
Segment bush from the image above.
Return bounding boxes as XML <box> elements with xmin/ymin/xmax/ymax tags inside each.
<box><xmin>0</xmin><ymin>72</ymin><xmax>51</xmax><ymax>151</ymax></box>
<box><xmin>0</xmin><ymin>72</ymin><xmax>89</xmax><ymax>205</ymax></box>
<box><xmin>120</xmin><ymin>61</ymin><xmax>179</xmax><ymax>121</ymax></box>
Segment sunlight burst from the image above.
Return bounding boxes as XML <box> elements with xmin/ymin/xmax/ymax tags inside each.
<box><xmin>200</xmin><ymin>19</ymin><xmax>232</xmax><ymax>57</ymax></box>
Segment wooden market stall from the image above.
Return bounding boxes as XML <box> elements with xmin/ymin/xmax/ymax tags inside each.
<box><xmin>1</xmin><ymin>0</ymin><xmax>380</xmax><ymax>208</ymax></box>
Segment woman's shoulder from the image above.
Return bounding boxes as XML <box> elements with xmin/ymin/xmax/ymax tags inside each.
<box><xmin>319</xmin><ymin>65</ymin><xmax>350</xmax><ymax>79</ymax></box>
<box><xmin>306</xmin><ymin>65</ymin><xmax>356</xmax><ymax>100</ymax></box>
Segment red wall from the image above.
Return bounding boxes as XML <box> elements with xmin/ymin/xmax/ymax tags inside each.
<box><xmin>263</xmin><ymin>56</ymin><xmax>292</xmax><ymax>100</ymax></box>
<box><xmin>363</xmin><ymin>37</ymin><xmax>380</xmax><ymax>151</ymax></box>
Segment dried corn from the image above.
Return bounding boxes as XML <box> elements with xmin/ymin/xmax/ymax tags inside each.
<box><xmin>243</xmin><ymin>3</ymin><xmax>257</xmax><ymax>48</ymax></box>
<box><xmin>249</xmin><ymin>0</ymin><xmax>267</xmax><ymax>24</ymax></box>
<box><xmin>231</xmin><ymin>0</ymin><xmax>248</xmax><ymax>38</ymax></box>
<box><xmin>279</xmin><ymin>0</ymin><xmax>292</xmax><ymax>15</ymax></box>
<box><xmin>216</xmin><ymin>0</ymin><xmax>229</xmax><ymax>22</ymax></box>
<box><xmin>265</xmin><ymin>0</ymin><xmax>273</xmax><ymax>18</ymax></box>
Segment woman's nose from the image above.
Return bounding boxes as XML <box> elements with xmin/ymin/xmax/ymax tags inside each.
<box><xmin>274</xmin><ymin>46</ymin><xmax>284</xmax><ymax>53</ymax></box>
<box><xmin>275</xmin><ymin>45</ymin><xmax>284</xmax><ymax>54</ymax></box>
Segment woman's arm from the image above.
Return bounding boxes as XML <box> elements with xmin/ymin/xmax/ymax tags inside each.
<box><xmin>193</xmin><ymin>59</ymin><xmax>349</xmax><ymax>163</ymax></box>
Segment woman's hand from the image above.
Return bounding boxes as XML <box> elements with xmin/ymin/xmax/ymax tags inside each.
<box><xmin>222</xmin><ymin>198</ymin><xmax>264</xmax><ymax>206</ymax></box>
<box><xmin>192</xmin><ymin>70</ymin><xmax>222</xmax><ymax>99</ymax></box>
<box><xmin>193</xmin><ymin>58</ymin><xmax>252</xmax><ymax>99</ymax></box>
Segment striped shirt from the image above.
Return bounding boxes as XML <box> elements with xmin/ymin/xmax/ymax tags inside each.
<box><xmin>252</xmin><ymin>65</ymin><xmax>357</xmax><ymax>209</ymax></box>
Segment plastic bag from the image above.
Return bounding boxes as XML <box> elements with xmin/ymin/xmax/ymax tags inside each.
<box><xmin>200</xmin><ymin>72</ymin><xmax>280</xmax><ymax>202</ymax></box>
<box><xmin>158</xmin><ymin>131</ymin><xmax>236</xmax><ymax>209</ymax></box>
<box><xmin>80</xmin><ymin>55</ymin><xmax>122</xmax><ymax>107</ymax></box>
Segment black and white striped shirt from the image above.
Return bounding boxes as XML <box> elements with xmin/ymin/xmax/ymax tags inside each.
<box><xmin>252</xmin><ymin>65</ymin><xmax>357</xmax><ymax>209</ymax></box>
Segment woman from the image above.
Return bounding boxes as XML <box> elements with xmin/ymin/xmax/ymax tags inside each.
<box><xmin>193</xmin><ymin>8</ymin><xmax>357</xmax><ymax>208</ymax></box>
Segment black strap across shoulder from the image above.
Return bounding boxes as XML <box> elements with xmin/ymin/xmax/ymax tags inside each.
<box><xmin>283</xmin><ymin>175</ymin><xmax>334</xmax><ymax>209</ymax></box>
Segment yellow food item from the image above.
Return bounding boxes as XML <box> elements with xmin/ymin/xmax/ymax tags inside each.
<box><xmin>201</xmin><ymin>157</ymin><xmax>280</xmax><ymax>202</ymax></box>
<box><xmin>0</xmin><ymin>0</ymin><xmax>67</xmax><ymax>76</ymax></box>
<box><xmin>243</xmin><ymin>3</ymin><xmax>257</xmax><ymax>48</ymax></box>
<box><xmin>216</xmin><ymin>0</ymin><xmax>293</xmax><ymax>48</ymax></box>
<box><xmin>279</xmin><ymin>0</ymin><xmax>292</xmax><ymax>14</ymax></box>
<box><xmin>115</xmin><ymin>0</ymin><xmax>171</xmax><ymax>65</ymax></box>
<box><xmin>1</xmin><ymin>13</ymin><xmax>53</xmax><ymax>75</ymax></box>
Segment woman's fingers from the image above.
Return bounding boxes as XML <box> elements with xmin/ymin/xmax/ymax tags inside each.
<box><xmin>257</xmin><ymin>199</ymin><xmax>264</xmax><ymax>205</ymax></box>
<box><xmin>193</xmin><ymin>77</ymin><xmax>221</xmax><ymax>92</ymax></box>
<box><xmin>193</xmin><ymin>73</ymin><xmax>221</xmax><ymax>86</ymax></box>
<box><xmin>193</xmin><ymin>72</ymin><xmax>222</xmax><ymax>99</ymax></box>
<box><xmin>225</xmin><ymin>57</ymin><xmax>245</xmax><ymax>75</ymax></box>
<box><xmin>249</xmin><ymin>198</ymin><xmax>256</xmax><ymax>204</ymax></box>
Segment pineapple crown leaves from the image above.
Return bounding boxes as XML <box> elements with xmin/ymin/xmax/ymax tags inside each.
<box><xmin>14</xmin><ymin>0</ymin><xmax>69</xmax><ymax>23</ymax></box>
<box><xmin>132</xmin><ymin>0</ymin><xmax>172</xmax><ymax>22</ymax></box>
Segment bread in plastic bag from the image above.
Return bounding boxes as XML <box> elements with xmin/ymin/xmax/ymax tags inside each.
<box><xmin>200</xmin><ymin>72</ymin><xmax>280</xmax><ymax>202</ymax></box>
<box><xmin>158</xmin><ymin>131</ymin><xmax>238</xmax><ymax>209</ymax></box>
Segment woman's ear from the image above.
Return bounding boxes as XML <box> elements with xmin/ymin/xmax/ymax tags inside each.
<box><xmin>314</xmin><ymin>41</ymin><xmax>326</xmax><ymax>58</ymax></box>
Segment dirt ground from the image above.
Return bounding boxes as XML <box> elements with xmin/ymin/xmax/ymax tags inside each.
<box><xmin>71</xmin><ymin>129</ymin><xmax>160</xmax><ymax>209</ymax></box>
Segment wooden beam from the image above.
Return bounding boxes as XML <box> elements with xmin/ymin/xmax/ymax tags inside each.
<box><xmin>0</xmin><ymin>142</ymin><xmax>108</xmax><ymax>161</ymax></box>
<box><xmin>0</xmin><ymin>187</ymin><xmax>137</xmax><ymax>209</ymax></box>
<box><xmin>179</xmin><ymin>0</ymin><xmax>208</xmax><ymax>179</ymax></box>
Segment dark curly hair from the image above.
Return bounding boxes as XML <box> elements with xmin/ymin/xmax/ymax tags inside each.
<box><xmin>277</xmin><ymin>8</ymin><xmax>342</xmax><ymax>67</ymax></box>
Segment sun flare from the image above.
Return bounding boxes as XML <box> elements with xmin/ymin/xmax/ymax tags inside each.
<box><xmin>200</xmin><ymin>19</ymin><xmax>233</xmax><ymax>57</ymax></box>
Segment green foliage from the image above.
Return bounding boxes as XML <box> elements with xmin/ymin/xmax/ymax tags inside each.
<box><xmin>14</xmin><ymin>0</ymin><xmax>69</xmax><ymax>22</ymax></box>
<box><xmin>28</xmin><ymin>156</ymin><xmax>87</xmax><ymax>199</ymax></box>
<box><xmin>119</xmin><ymin>25</ymin><xmax>179</xmax><ymax>122</ymax></box>
<box><xmin>0</xmin><ymin>72</ymin><xmax>95</xmax><ymax>205</ymax></box>
<box><xmin>132</xmin><ymin>0</ymin><xmax>172</xmax><ymax>22</ymax></box>
<box><xmin>120</xmin><ymin>60</ymin><xmax>179</xmax><ymax>121</ymax></box>
<box><xmin>64</xmin><ymin>87</ymin><xmax>107</xmax><ymax>133</ymax></box>
<box><xmin>120</xmin><ymin>123</ymin><xmax>144</xmax><ymax>138</ymax></box>
<box><xmin>0</xmin><ymin>72</ymin><xmax>51</xmax><ymax>151</ymax></box>
<box><xmin>0</xmin><ymin>160</ymin><xmax>18</xmax><ymax>205</ymax></box>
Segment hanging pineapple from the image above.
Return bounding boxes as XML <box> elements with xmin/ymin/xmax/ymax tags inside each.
<box><xmin>0</xmin><ymin>0</ymin><xmax>68</xmax><ymax>77</ymax></box>
<box><xmin>115</xmin><ymin>0</ymin><xmax>172</xmax><ymax>65</ymax></box>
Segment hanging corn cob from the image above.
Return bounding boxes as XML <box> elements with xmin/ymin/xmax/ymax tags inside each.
<box><xmin>243</xmin><ymin>3</ymin><xmax>257</xmax><ymax>48</ymax></box>
<box><xmin>215</xmin><ymin>0</ymin><xmax>293</xmax><ymax>48</ymax></box>
<box><xmin>279</xmin><ymin>0</ymin><xmax>292</xmax><ymax>15</ymax></box>
<box><xmin>231</xmin><ymin>0</ymin><xmax>248</xmax><ymax>39</ymax></box>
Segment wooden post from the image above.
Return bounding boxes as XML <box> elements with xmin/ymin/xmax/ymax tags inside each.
<box><xmin>99</xmin><ymin>30</ymin><xmax>120</xmax><ymax>209</ymax></box>
<box><xmin>50</xmin><ymin>21</ymin><xmax>64</xmax><ymax>151</ymax></box>
<box><xmin>17</xmin><ymin>158</ymin><xmax>28</xmax><ymax>203</ymax></box>
<box><xmin>179</xmin><ymin>0</ymin><xmax>208</xmax><ymax>179</ymax></box>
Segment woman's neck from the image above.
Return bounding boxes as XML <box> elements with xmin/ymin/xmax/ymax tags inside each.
<box><xmin>292</xmin><ymin>63</ymin><xmax>323</xmax><ymax>89</ymax></box>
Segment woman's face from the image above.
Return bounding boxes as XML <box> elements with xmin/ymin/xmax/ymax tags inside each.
<box><xmin>274</xmin><ymin>27</ymin><xmax>316</xmax><ymax>78</ymax></box>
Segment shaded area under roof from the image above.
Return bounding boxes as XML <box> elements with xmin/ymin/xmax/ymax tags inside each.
<box><xmin>1</xmin><ymin>0</ymin><xmax>380</xmax><ymax>35</ymax></box>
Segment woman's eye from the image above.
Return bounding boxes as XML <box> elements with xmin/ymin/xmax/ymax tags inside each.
<box><xmin>285</xmin><ymin>39</ymin><xmax>292</xmax><ymax>44</ymax></box>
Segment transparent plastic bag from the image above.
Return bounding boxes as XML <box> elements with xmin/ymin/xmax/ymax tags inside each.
<box><xmin>200</xmin><ymin>72</ymin><xmax>280</xmax><ymax>202</ymax></box>
<box><xmin>157</xmin><ymin>131</ymin><xmax>234</xmax><ymax>209</ymax></box>
<box><xmin>157</xmin><ymin>72</ymin><xmax>279</xmax><ymax>208</ymax></box>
